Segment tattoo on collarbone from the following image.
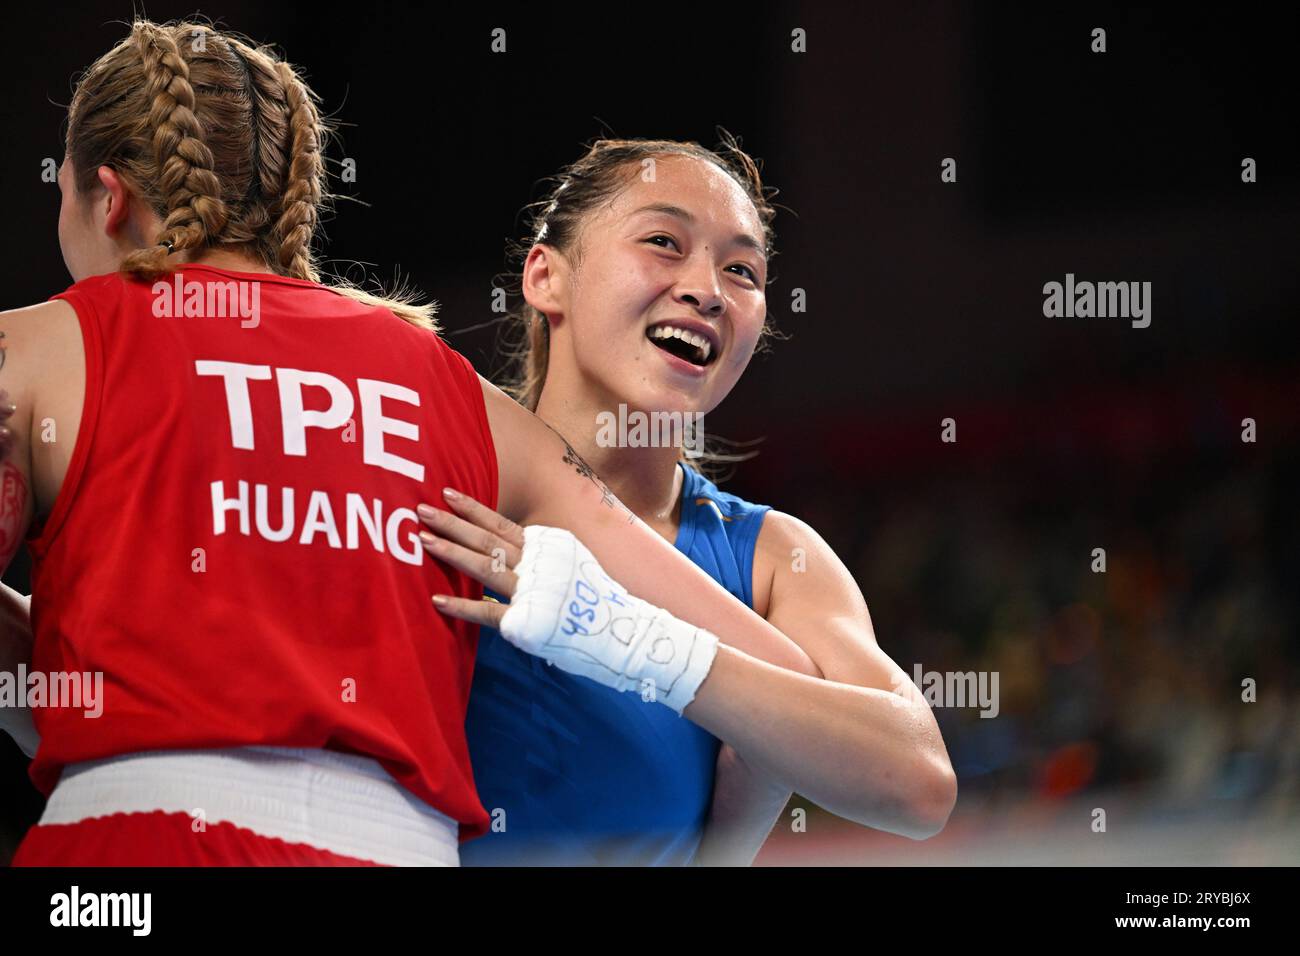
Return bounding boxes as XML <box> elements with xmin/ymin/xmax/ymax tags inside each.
<box><xmin>0</xmin><ymin>331</ymin><xmax>7</xmax><ymax>373</ymax></box>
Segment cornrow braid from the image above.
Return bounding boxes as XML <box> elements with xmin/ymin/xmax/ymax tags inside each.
<box><xmin>271</xmin><ymin>60</ymin><xmax>324</xmax><ymax>282</ymax></box>
<box><xmin>120</xmin><ymin>22</ymin><xmax>229</xmax><ymax>281</ymax></box>
<box><xmin>207</xmin><ymin>32</ymin><xmax>292</xmax><ymax>245</ymax></box>
<box><xmin>222</xmin><ymin>36</ymin><xmax>263</xmax><ymax>205</ymax></box>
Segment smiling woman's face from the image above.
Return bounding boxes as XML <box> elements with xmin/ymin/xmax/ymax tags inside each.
<box><xmin>540</xmin><ymin>153</ymin><xmax>769</xmax><ymax>419</ymax></box>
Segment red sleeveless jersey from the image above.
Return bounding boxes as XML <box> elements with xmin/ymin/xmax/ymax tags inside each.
<box><xmin>26</xmin><ymin>265</ymin><xmax>496</xmax><ymax>839</ymax></box>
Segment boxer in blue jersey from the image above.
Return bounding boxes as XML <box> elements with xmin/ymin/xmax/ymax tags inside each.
<box><xmin>463</xmin><ymin>468</ymin><xmax>767</xmax><ymax>865</ymax></box>
<box><xmin>421</xmin><ymin>136</ymin><xmax>958</xmax><ymax>865</ymax></box>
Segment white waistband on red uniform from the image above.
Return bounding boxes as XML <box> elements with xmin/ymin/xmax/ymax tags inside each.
<box><xmin>38</xmin><ymin>746</ymin><xmax>460</xmax><ymax>867</ymax></box>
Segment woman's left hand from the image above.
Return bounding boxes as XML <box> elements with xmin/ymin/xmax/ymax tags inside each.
<box><xmin>417</xmin><ymin>488</ymin><xmax>525</xmax><ymax>628</ymax></box>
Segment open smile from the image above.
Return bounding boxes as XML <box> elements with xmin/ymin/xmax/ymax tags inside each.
<box><xmin>645</xmin><ymin>320</ymin><xmax>720</xmax><ymax>368</ymax></box>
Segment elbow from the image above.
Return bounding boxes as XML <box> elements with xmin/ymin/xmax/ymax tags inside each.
<box><xmin>920</xmin><ymin>764</ymin><xmax>961</xmax><ymax>837</ymax></box>
<box><xmin>905</xmin><ymin>762</ymin><xmax>957</xmax><ymax>841</ymax></box>
<box><xmin>842</xmin><ymin>756</ymin><xmax>957</xmax><ymax>840</ymax></box>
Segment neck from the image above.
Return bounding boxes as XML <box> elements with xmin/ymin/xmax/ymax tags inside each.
<box><xmin>534</xmin><ymin>385</ymin><xmax>685</xmax><ymax>527</ymax></box>
<box><xmin>182</xmin><ymin>247</ymin><xmax>279</xmax><ymax>276</ymax></box>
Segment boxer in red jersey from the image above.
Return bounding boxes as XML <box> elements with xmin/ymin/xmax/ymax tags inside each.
<box><xmin>0</xmin><ymin>19</ymin><xmax>823</xmax><ymax>866</ymax></box>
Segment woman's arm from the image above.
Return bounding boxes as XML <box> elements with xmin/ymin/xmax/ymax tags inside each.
<box><xmin>694</xmin><ymin>512</ymin><xmax>957</xmax><ymax>852</ymax></box>
<box><xmin>693</xmin><ymin>744</ymin><xmax>790</xmax><ymax>866</ymax></box>
<box><xmin>481</xmin><ymin>376</ymin><xmax>820</xmax><ymax>678</ymax></box>
<box><xmin>0</xmin><ymin>309</ymin><xmax>42</xmax><ymax>757</ymax></box>
<box><xmin>0</xmin><ymin>583</ymin><xmax>38</xmax><ymax>756</ymax></box>
<box><xmin>451</xmin><ymin>381</ymin><xmax>958</xmax><ymax>838</ymax></box>
<box><xmin>423</xmin><ymin>491</ymin><xmax>956</xmax><ymax>839</ymax></box>
<box><xmin>680</xmin><ymin>511</ymin><xmax>957</xmax><ymax>838</ymax></box>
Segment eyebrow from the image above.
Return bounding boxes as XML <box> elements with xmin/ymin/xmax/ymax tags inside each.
<box><xmin>632</xmin><ymin>203</ymin><xmax>767</xmax><ymax>260</ymax></box>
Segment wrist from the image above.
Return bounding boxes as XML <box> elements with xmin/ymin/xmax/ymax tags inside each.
<box><xmin>500</xmin><ymin>526</ymin><xmax>720</xmax><ymax>714</ymax></box>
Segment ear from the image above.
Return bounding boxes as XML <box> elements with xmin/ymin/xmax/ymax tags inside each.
<box><xmin>521</xmin><ymin>244</ymin><xmax>568</xmax><ymax>325</ymax></box>
<box><xmin>93</xmin><ymin>166</ymin><xmax>134</xmax><ymax>238</ymax></box>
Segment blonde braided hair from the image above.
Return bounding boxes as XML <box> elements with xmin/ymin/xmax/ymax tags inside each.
<box><xmin>119</xmin><ymin>22</ymin><xmax>229</xmax><ymax>279</ymax></box>
<box><xmin>68</xmin><ymin>19</ymin><xmax>436</xmax><ymax>330</ymax></box>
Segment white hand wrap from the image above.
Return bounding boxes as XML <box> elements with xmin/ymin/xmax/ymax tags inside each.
<box><xmin>499</xmin><ymin>526</ymin><xmax>719</xmax><ymax>714</ymax></box>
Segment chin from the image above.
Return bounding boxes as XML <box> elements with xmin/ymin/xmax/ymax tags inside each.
<box><xmin>637</xmin><ymin>381</ymin><xmax>712</xmax><ymax>418</ymax></box>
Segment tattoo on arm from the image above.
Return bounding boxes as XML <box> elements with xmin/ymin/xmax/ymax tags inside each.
<box><xmin>549</xmin><ymin>427</ymin><xmax>634</xmax><ymax>522</ymax></box>
<box><xmin>0</xmin><ymin>461</ymin><xmax>29</xmax><ymax>572</ymax></box>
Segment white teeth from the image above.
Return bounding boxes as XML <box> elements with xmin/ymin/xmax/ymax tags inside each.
<box><xmin>648</xmin><ymin>324</ymin><xmax>716</xmax><ymax>363</ymax></box>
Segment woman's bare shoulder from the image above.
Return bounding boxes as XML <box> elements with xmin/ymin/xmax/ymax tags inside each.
<box><xmin>752</xmin><ymin>508</ymin><xmax>863</xmax><ymax>622</ymax></box>
<box><xmin>0</xmin><ymin>300</ymin><xmax>83</xmax><ymax>397</ymax></box>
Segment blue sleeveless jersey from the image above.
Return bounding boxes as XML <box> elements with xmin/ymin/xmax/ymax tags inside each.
<box><xmin>461</xmin><ymin>465</ymin><xmax>770</xmax><ymax>866</ymax></box>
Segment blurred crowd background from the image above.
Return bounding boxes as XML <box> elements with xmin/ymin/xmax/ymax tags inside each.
<box><xmin>748</xmin><ymin>379</ymin><xmax>1299</xmax><ymax>863</ymax></box>
<box><xmin>2</xmin><ymin>3</ymin><xmax>1296</xmax><ymax>863</ymax></box>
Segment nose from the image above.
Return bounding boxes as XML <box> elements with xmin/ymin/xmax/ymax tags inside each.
<box><xmin>674</xmin><ymin>255</ymin><xmax>725</xmax><ymax>316</ymax></box>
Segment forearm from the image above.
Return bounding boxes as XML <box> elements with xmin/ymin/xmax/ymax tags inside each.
<box><xmin>518</xmin><ymin>458</ymin><xmax>818</xmax><ymax>678</ymax></box>
<box><xmin>485</xmin><ymin>378</ymin><xmax>818</xmax><ymax>678</ymax></box>
<box><xmin>0</xmin><ymin>581</ymin><xmax>38</xmax><ymax>756</ymax></box>
<box><xmin>685</xmin><ymin>644</ymin><xmax>956</xmax><ymax>839</ymax></box>
<box><xmin>694</xmin><ymin>744</ymin><xmax>791</xmax><ymax>866</ymax></box>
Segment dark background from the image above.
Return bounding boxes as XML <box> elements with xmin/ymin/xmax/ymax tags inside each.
<box><xmin>2</xmin><ymin>2</ymin><xmax>1297</xmax><ymax>863</ymax></box>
